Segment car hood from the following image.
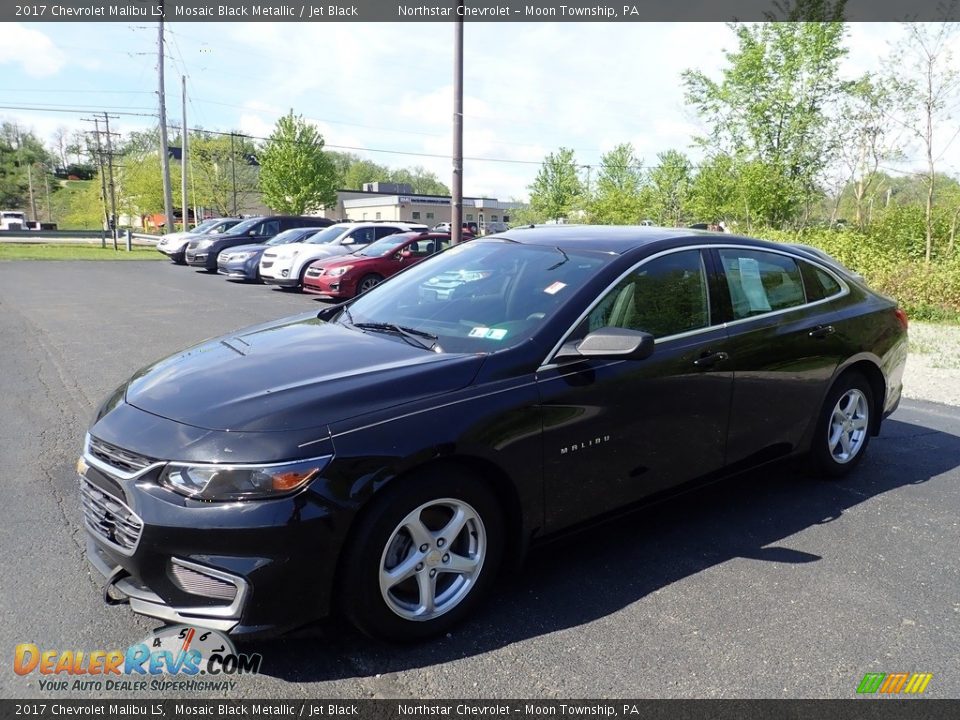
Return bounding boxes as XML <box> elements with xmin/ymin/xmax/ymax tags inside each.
<box><xmin>124</xmin><ymin>313</ymin><xmax>484</xmax><ymax>432</ymax></box>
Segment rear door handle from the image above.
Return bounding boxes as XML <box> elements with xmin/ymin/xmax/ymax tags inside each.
<box><xmin>694</xmin><ymin>351</ymin><xmax>729</xmax><ymax>369</ymax></box>
<box><xmin>808</xmin><ymin>325</ymin><xmax>835</xmax><ymax>340</ymax></box>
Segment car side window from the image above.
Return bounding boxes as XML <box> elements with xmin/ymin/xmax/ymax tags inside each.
<box><xmin>374</xmin><ymin>226</ymin><xmax>402</xmax><ymax>240</ymax></box>
<box><xmin>256</xmin><ymin>220</ymin><xmax>280</xmax><ymax>237</ymax></box>
<box><xmin>348</xmin><ymin>227</ymin><xmax>376</xmax><ymax>244</ymax></box>
<box><xmin>583</xmin><ymin>250</ymin><xmax>710</xmax><ymax>339</ymax></box>
<box><xmin>718</xmin><ymin>249</ymin><xmax>806</xmax><ymax>320</ymax></box>
<box><xmin>799</xmin><ymin>260</ymin><xmax>843</xmax><ymax>302</ymax></box>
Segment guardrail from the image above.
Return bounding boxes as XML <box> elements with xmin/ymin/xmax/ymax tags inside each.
<box><xmin>0</xmin><ymin>229</ymin><xmax>163</xmax><ymax>249</ymax></box>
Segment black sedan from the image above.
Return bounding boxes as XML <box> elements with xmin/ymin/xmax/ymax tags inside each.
<box><xmin>79</xmin><ymin>226</ymin><xmax>907</xmax><ymax>641</ymax></box>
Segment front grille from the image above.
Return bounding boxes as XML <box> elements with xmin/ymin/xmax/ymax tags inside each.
<box><xmin>80</xmin><ymin>478</ymin><xmax>143</xmax><ymax>553</ymax></box>
<box><xmin>88</xmin><ymin>436</ymin><xmax>153</xmax><ymax>474</ymax></box>
<box><xmin>170</xmin><ymin>562</ymin><xmax>239</xmax><ymax>602</ymax></box>
<box><xmin>261</xmin><ymin>261</ymin><xmax>273</xmax><ymax>269</ymax></box>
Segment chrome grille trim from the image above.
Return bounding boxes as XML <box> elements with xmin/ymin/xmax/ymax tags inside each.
<box><xmin>83</xmin><ymin>434</ymin><xmax>165</xmax><ymax>481</ymax></box>
<box><xmin>80</xmin><ymin>477</ymin><xmax>143</xmax><ymax>555</ymax></box>
<box><xmin>170</xmin><ymin>562</ymin><xmax>239</xmax><ymax>602</ymax></box>
<box><xmin>88</xmin><ymin>436</ymin><xmax>152</xmax><ymax>474</ymax></box>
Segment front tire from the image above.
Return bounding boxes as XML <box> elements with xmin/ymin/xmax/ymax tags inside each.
<box><xmin>339</xmin><ymin>466</ymin><xmax>504</xmax><ymax>642</ymax></box>
<box><xmin>811</xmin><ymin>372</ymin><xmax>873</xmax><ymax>478</ymax></box>
<box><xmin>356</xmin><ymin>273</ymin><xmax>384</xmax><ymax>296</ymax></box>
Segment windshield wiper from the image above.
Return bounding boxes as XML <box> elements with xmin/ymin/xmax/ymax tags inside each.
<box><xmin>352</xmin><ymin>322</ymin><xmax>439</xmax><ymax>351</ymax></box>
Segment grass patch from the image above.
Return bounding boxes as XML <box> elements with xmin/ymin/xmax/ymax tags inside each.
<box><xmin>0</xmin><ymin>244</ymin><xmax>164</xmax><ymax>261</ymax></box>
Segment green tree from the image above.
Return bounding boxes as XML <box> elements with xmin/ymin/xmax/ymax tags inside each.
<box><xmin>188</xmin><ymin>131</ymin><xmax>258</xmax><ymax>216</ymax></box>
<box><xmin>688</xmin><ymin>153</ymin><xmax>739</xmax><ymax>224</ymax></box>
<box><xmin>647</xmin><ymin>150</ymin><xmax>692</xmax><ymax>226</ymax></box>
<box><xmin>258</xmin><ymin>111</ymin><xmax>337</xmax><ymax>214</ymax></box>
<box><xmin>0</xmin><ymin>122</ymin><xmax>54</xmax><ymax>212</ymax></box>
<box><xmin>888</xmin><ymin>21</ymin><xmax>960</xmax><ymax>263</ymax></box>
<box><xmin>683</xmin><ymin>16</ymin><xmax>848</xmax><ymax>226</ymax></box>
<box><xmin>589</xmin><ymin>143</ymin><xmax>645</xmax><ymax>225</ymax></box>
<box><xmin>528</xmin><ymin>147</ymin><xmax>584</xmax><ymax>222</ymax></box>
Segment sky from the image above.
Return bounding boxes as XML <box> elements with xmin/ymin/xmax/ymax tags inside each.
<box><xmin>1</xmin><ymin>21</ymin><xmax>958</xmax><ymax>200</ymax></box>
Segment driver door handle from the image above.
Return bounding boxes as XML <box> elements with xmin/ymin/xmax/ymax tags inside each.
<box><xmin>808</xmin><ymin>325</ymin><xmax>836</xmax><ymax>340</ymax></box>
<box><xmin>694</xmin><ymin>351</ymin><xmax>729</xmax><ymax>369</ymax></box>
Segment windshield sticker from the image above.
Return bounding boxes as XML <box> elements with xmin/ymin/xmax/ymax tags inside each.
<box><xmin>544</xmin><ymin>281</ymin><xmax>567</xmax><ymax>295</ymax></box>
<box><xmin>468</xmin><ymin>327</ymin><xmax>508</xmax><ymax>340</ymax></box>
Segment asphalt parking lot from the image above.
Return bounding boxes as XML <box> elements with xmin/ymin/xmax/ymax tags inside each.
<box><xmin>1</xmin><ymin>260</ymin><xmax>958</xmax><ymax>700</ymax></box>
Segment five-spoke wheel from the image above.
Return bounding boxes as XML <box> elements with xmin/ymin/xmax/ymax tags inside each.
<box><xmin>340</xmin><ymin>466</ymin><xmax>503</xmax><ymax>641</ymax></box>
<box><xmin>813</xmin><ymin>372</ymin><xmax>873</xmax><ymax>477</ymax></box>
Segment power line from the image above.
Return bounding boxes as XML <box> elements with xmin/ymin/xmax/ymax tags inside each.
<box><xmin>0</xmin><ymin>104</ymin><xmax>157</xmax><ymax>118</ymax></box>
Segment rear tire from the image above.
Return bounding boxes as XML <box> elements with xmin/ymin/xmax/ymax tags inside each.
<box><xmin>810</xmin><ymin>372</ymin><xmax>873</xmax><ymax>478</ymax></box>
<box><xmin>339</xmin><ymin>466</ymin><xmax>504</xmax><ymax>642</ymax></box>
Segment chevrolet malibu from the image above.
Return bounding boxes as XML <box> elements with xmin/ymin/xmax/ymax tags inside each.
<box><xmin>79</xmin><ymin>226</ymin><xmax>907</xmax><ymax>641</ymax></box>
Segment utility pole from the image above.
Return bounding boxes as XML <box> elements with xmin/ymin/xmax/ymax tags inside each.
<box><xmin>230</xmin><ymin>132</ymin><xmax>238</xmax><ymax>216</ymax></box>
<box><xmin>181</xmin><ymin>75</ymin><xmax>190</xmax><ymax>230</ymax></box>
<box><xmin>451</xmin><ymin>11</ymin><xmax>464</xmax><ymax>245</ymax></box>
<box><xmin>157</xmin><ymin>20</ymin><xmax>176</xmax><ymax>233</ymax></box>
<box><xmin>103</xmin><ymin>112</ymin><xmax>119</xmax><ymax>248</ymax></box>
<box><xmin>26</xmin><ymin>164</ymin><xmax>38</xmax><ymax>224</ymax></box>
<box><xmin>88</xmin><ymin>118</ymin><xmax>110</xmax><ymax>233</ymax></box>
<box><xmin>14</xmin><ymin>124</ymin><xmax>39</xmax><ymax>224</ymax></box>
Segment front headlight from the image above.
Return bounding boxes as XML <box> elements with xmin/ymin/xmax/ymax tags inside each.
<box><xmin>231</xmin><ymin>251</ymin><xmax>253</xmax><ymax>261</ymax></box>
<box><xmin>195</xmin><ymin>239</ymin><xmax>214</xmax><ymax>250</ymax></box>
<box><xmin>159</xmin><ymin>456</ymin><xmax>332</xmax><ymax>501</ymax></box>
<box><xmin>328</xmin><ymin>265</ymin><xmax>352</xmax><ymax>276</ymax></box>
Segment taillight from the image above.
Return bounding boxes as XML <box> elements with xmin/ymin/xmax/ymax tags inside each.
<box><xmin>894</xmin><ymin>307</ymin><xmax>909</xmax><ymax>331</ymax></box>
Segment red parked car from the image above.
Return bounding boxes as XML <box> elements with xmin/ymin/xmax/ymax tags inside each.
<box><xmin>302</xmin><ymin>231</ymin><xmax>467</xmax><ymax>298</ymax></box>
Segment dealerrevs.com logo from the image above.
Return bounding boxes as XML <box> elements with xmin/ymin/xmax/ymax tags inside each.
<box><xmin>14</xmin><ymin>626</ymin><xmax>262</xmax><ymax>693</ymax></box>
<box><xmin>856</xmin><ymin>672</ymin><xmax>934</xmax><ymax>696</ymax></box>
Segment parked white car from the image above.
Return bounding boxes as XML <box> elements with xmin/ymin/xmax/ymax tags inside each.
<box><xmin>156</xmin><ymin>218</ymin><xmax>242</xmax><ymax>264</ymax></box>
<box><xmin>260</xmin><ymin>221</ymin><xmax>427</xmax><ymax>289</ymax></box>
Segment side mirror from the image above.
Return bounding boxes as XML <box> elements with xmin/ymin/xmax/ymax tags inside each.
<box><xmin>554</xmin><ymin>327</ymin><xmax>655</xmax><ymax>362</ymax></box>
<box><xmin>248</xmin><ymin>229</ymin><xmax>258</xmax><ymax>236</ymax></box>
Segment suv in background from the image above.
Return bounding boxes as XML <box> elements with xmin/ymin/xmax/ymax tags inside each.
<box><xmin>185</xmin><ymin>216</ymin><xmax>334</xmax><ymax>271</ymax></box>
<box><xmin>157</xmin><ymin>217</ymin><xmax>242</xmax><ymax>264</ymax></box>
<box><xmin>260</xmin><ymin>221</ymin><xmax>427</xmax><ymax>290</ymax></box>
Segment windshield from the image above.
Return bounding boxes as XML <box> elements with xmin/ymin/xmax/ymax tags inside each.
<box><xmin>305</xmin><ymin>226</ymin><xmax>349</xmax><ymax>244</ymax></box>
<box><xmin>342</xmin><ymin>241</ymin><xmax>611</xmax><ymax>353</ymax></box>
<box><xmin>192</xmin><ymin>219</ymin><xmax>221</xmax><ymax>234</ymax></box>
<box><xmin>266</xmin><ymin>229</ymin><xmax>308</xmax><ymax>245</ymax></box>
<box><xmin>355</xmin><ymin>236</ymin><xmax>410</xmax><ymax>257</ymax></box>
<box><xmin>222</xmin><ymin>217</ymin><xmax>264</xmax><ymax>236</ymax></box>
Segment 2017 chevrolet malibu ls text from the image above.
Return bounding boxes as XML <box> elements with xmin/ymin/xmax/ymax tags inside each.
<box><xmin>78</xmin><ymin>226</ymin><xmax>907</xmax><ymax>641</ymax></box>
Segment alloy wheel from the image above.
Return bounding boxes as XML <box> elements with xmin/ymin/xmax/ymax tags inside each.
<box><xmin>828</xmin><ymin>388</ymin><xmax>869</xmax><ymax>464</ymax></box>
<box><xmin>378</xmin><ymin>498</ymin><xmax>486</xmax><ymax>622</ymax></box>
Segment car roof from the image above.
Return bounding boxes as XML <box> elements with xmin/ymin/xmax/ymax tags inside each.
<box><xmin>491</xmin><ymin>225</ymin><xmax>786</xmax><ymax>255</ymax></box>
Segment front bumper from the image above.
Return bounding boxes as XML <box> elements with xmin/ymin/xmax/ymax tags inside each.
<box><xmin>217</xmin><ymin>257</ymin><xmax>259</xmax><ymax>281</ymax></box>
<box><xmin>157</xmin><ymin>246</ymin><xmax>186</xmax><ymax>261</ymax></box>
<box><xmin>185</xmin><ymin>248</ymin><xmax>216</xmax><ymax>269</ymax></box>
<box><xmin>79</xmin><ymin>434</ymin><xmax>344</xmax><ymax>637</ymax></box>
<box><xmin>303</xmin><ymin>274</ymin><xmax>349</xmax><ymax>298</ymax></box>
